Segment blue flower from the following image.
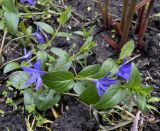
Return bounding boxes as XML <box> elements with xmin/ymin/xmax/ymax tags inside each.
<box><xmin>22</xmin><ymin>48</ymin><xmax>32</xmax><ymax>59</ymax></box>
<box><xmin>21</xmin><ymin>48</ymin><xmax>32</xmax><ymax>67</ymax></box>
<box><xmin>93</xmin><ymin>73</ymin><xmax>117</xmax><ymax>97</ymax></box>
<box><xmin>116</xmin><ymin>58</ymin><xmax>132</xmax><ymax>81</ymax></box>
<box><xmin>32</xmin><ymin>27</ymin><xmax>44</xmax><ymax>44</ymax></box>
<box><xmin>20</xmin><ymin>0</ymin><xmax>36</xmax><ymax>6</ymax></box>
<box><xmin>22</xmin><ymin>60</ymin><xmax>45</xmax><ymax>90</ymax></box>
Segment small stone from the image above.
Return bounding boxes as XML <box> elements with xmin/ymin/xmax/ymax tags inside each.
<box><xmin>87</xmin><ymin>7</ymin><xmax>91</xmax><ymax>12</ymax></box>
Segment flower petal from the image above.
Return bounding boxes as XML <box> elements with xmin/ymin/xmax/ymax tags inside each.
<box><xmin>32</xmin><ymin>32</ymin><xmax>44</xmax><ymax>44</ymax></box>
<box><xmin>22</xmin><ymin>51</ymin><xmax>32</xmax><ymax>59</ymax></box>
<box><xmin>34</xmin><ymin>60</ymin><xmax>41</xmax><ymax>70</ymax></box>
<box><xmin>20</xmin><ymin>0</ymin><xmax>36</xmax><ymax>6</ymax></box>
<box><xmin>28</xmin><ymin>0</ymin><xmax>36</xmax><ymax>6</ymax></box>
<box><xmin>20</xmin><ymin>0</ymin><xmax>26</xmax><ymax>2</ymax></box>
<box><xmin>36</xmin><ymin>76</ymin><xmax>42</xmax><ymax>90</ymax></box>
<box><xmin>22</xmin><ymin>67</ymin><xmax>37</xmax><ymax>74</ymax></box>
<box><xmin>97</xmin><ymin>85</ymin><xmax>107</xmax><ymax>97</ymax></box>
<box><xmin>26</xmin><ymin>75</ymin><xmax>37</xmax><ymax>85</ymax></box>
<box><xmin>122</xmin><ymin>58</ymin><xmax>127</xmax><ymax>66</ymax></box>
<box><xmin>102</xmin><ymin>79</ymin><xmax>117</xmax><ymax>86</ymax></box>
<box><xmin>116</xmin><ymin>64</ymin><xmax>131</xmax><ymax>81</ymax></box>
<box><xmin>99</xmin><ymin>72</ymin><xmax>111</xmax><ymax>81</ymax></box>
<box><xmin>24</xmin><ymin>48</ymin><xmax>27</xmax><ymax>55</ymax></box>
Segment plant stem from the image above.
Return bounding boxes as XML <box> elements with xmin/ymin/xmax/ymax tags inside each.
<box><xmin>135</xmin><ymin>6</ymin><xmax>145</xmax><ymax>33</ymax></box>
<box><xmin>120</xmin><ymin>0</ymin><xmax>137</xmax><ymax>48</ymax></box>
<box><xmin>47</xmin><ymin>25</ymin><xmax>61</xmax><ymax>46</ymax></box>
<box><xmin>0</xmin><ymin>28</ymin><xmax>7</xmax><ymax>54</ymax></box>
<box><xmin>63</xmin><ymin>93</ymin><xmax>78</xmax><ymax>97</ymax></box>
<box><xmin>20</xmin><ymin>10</ymin><xmax>59</xmax><ymax>17</ymax></box>
<box><xmin>0</xmin><ymin>57</ymin><xmax>23</xmax><ymax>69</ymax></box>
<box><xmin>97</xmin><ymin>0</ymin><xmax>110</xmax><ymax>29</ymax></box>
<box><xmin>121</xmin><ymin>0</ymin><xmax>128</xmax><ymax>31</ymax></box>
<box><xmin>135</xmin><ymin>0</ymin><xmax>152</xmax><ymax>10</ymax></box>
<box><xmin>137</xmin><ymin>0</ymin><xmax>155</xmax><ymax>49</ymax></box>
<box><xmin>104</xmin><ymin>0</ymin><xmax>109</xmax><ymax>28</ymax></box>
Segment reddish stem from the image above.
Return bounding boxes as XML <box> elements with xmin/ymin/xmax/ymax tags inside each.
<box><xmin>120</xmin><ymin>0</ymin><xmax>137</xmax><ymax>48</ymax></box>
<box><xmin>136</xmin><ymin>0</ymin><xmax>152</xmax><ymax>10</ymax></box>
<box><xmin>114</xmin><ymin>22</ymin><xmax>123</xmax><ymax>36</ymax></box>
<box><xmin>137</xmin><ymin>0</ymin><xmax>155</xmax><ymax>49</ymax></box>
<box><xmin>101</xmin><ymin>34</ymin><xmax>120</xmax><ymax>52</ymax></box>
<box><xmin>135</xmin><ymin>6</ymin><xmax>145</xmax><ymax>33</ymax></box>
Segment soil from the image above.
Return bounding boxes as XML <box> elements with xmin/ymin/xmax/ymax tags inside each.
<box><xmin>0</xmin><ymin>102</ymin><xmax>26</xmax><ymax>131</ymax></box>
<box><xmin>0</xmin><ymin>0</ymin><xmax>160</xmax><ymax>131</ymax></box>
<box><xmin>51</xmin><ymin>96</ymin><xmax>99</xmax><ymax>131</ymax></box>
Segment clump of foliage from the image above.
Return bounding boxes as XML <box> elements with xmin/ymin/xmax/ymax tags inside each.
<box><xmin>97</xmin><ymin>0</ymin><xmax>155</xmax><ymax>51</ymax></box>
<box><xmin>0</xmin><ymin>0</ymin><xmax>159</xmax><ymax>130</ymax></box>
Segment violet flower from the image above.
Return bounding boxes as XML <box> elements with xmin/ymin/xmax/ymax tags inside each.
<box><xmin>32</xmin><ymin>28</ymin><xmax>44</xmax><ymax>44</ymax></box>
<box><xmin>116</xmin><ymin>58</ymin><xmax>132</xmax><ymax>81</ymax></box>
<box><xmin>20</xmin><ymin>0</ymin><xmax>36</xmax><ymax>6</ymax></box>
<box><xmin>21</xmin><ymin>48</ymin><xmax>32</xmax><ymax>67</ymax></box>
<box><xmin>22</xmin><ymin>60</ymin><xmax>45</xmax><ymax>90</ymax></box>
<box><xmin>93</xmin><ymin>73</ymin><xmax>117</xmax><ymax>97</ymax></box>
<box><xmin>22</xmin><ymin>48</ymin><xmax>32</xmax><ymax>59</ymax></box>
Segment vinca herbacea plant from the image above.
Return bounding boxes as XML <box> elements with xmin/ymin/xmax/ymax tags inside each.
<box><xmin>0</xmin><ymin>0</ymin><xmax>159</xmax><ymax>130</ymax></box>
<box><xmin>7</xmin><ymin>40</ymin><xmax>153</xmax><ymax>112</ymax></box>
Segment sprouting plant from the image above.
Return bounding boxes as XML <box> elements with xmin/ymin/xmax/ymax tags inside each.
<box><xmin>97</xmin><ymin>0</ymin><xmax>112</xmax><ymax>29</ymax></box>
<box><xmin>97</xmin><ymin>0</ymin><xmax>155</xmax><ymax>51</ymax></box>
<box><xmin>136</xmin><ymin>0</ymin><xmax>155</xmax><ymax>49</ymax></box>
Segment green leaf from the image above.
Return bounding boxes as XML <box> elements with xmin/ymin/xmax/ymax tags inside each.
<box><xmin>23</xmin><ymin>89</ymin><xmax>34</xmax><ymax>106</ymax></box>
<box><xmin>132</xmin><ymin>93</ymin><xmax>146</xmax><ymax>112</ymax></box>
<box><xmin>0</xmin><ymin>20</ymin><xmax>5</xmax><ymax>30</ymax></box>
<box><xmin>127</xmin><ymin>63</ymin><xmax>142</xmax><ymax>89</ymax></box>
<box><xmin>73</xmin><ymin>82</ymin><xmax>86</xmax><ymax>96</ymax></box>
<box><xmin>58</xmin><ymin>7</ymin><xmax>71</xmax><ymax>26</ymax></box>
<box><xmin>78</xmin><ymin>64</ymin><xmax>101</xmax><ymax>78</ymax></box>
<box><xmin>119</xmin><ymin>40</ymin><xmax>135</xmax><ymax>60</ymax></box>
<box><xmin>9</xmin><ymin>71</ymin><xmax>30</xmax><ymax>89</ymax></box>
<box><xmin>34</xmin><ymin>22</ymin><xmax>54</xmax><ymax>34</ymax></box>
<box><xmin>73</xmin><ymin>31</ymin><xmax>85</xmax><ymax>37</ymax></box>
<box><xmin>4</xmin><ymin>11</ymin><xmax>19</xmax><ymax>34</ymax></box>
<box><xmin>3</xmin><ymin>0</ymin><xmax>18</xmax><ymax>13</ymax></box>
<box><xmin>148</xmin><ymin>97</ymin><xmax>160</xmax><ymax>103</ymax></box>
<box><xmin>48</xmin><ymin>58</ymin><xmax>72</xmax><ymax>72</ymax></box>
<box><xmin>80</xmin><ymin>36</ymin><xmax>95</xmax><ymax>52</ymax></box>
<box><xmin>51</xmin><ymin>47</ymin><xmax>69</xmax><ymax>59</ymax></box>
<box><xmin>57</xmin><ymin>32</ymin><xmax>72</xmax><ymax>38</ymax></box>
<box><xmin>37</xmin><ymin>44</ymin><xmax>48</xmax><ymax>50</ymax></box>
<box><xmin>98</xmin><ymin>58</ymin><xmax>118</xmax><ymax>77</ymax></box>
<box><xmin>78</xmin><ymin>64</ymin><xmax>100</xmax><ymax>77</ymax></box>
<box><xmin>94</xmin><ymin>84</ymin><xmax>127</xmax><ymax>109</ymax></box>
<box><xmin>79</xmin><ymin>81</ymin><xmax>100</xmax><ymax>104</ymax></box>
<box><xmin>42</xmin><ymin>71</ymin><xmax>75</xmax><ymax>93</ymax></box>
<box><xmin>147</xmin><ymin>104</ymin><xmax>160</xmax><ymax>115</ymax></box>
<box><xmin>4</xmin><ymin>62</ymin><xmax>20</xmax><ymax>73</ymax></box>
<box><xmin>36</xmin><ymin>51</ymin><xmax>48</xmax><ymax>69</ymax></box>
<box><xmin>138</xmin><ymin>86</ymin><xmax>153</xmax><ymax>97</ymax></box>
<box><xmin>34</xmin><ymin>89</ymin><xmax>61</xmax><ymax>111</ymax></box>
